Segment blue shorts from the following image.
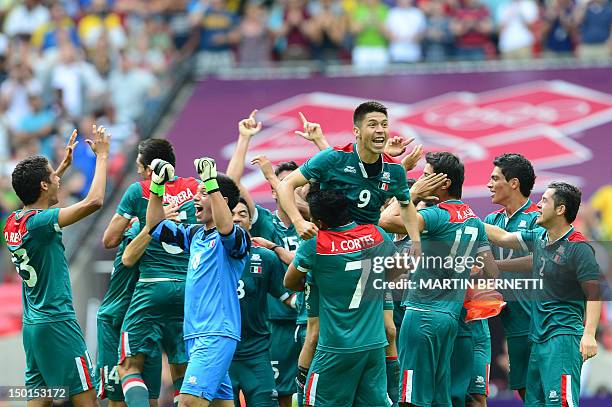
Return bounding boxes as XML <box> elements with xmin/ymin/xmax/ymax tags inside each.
<box><xmin>181</xmin><ymin>335</ymin><xmax>237</xmax><ymax>401</ymax></box>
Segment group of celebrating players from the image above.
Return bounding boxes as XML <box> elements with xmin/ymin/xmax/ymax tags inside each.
<box><xmin>3</xmin><ymin>100</ymin><xmax>602</xmax><ymax>407</ymax></box>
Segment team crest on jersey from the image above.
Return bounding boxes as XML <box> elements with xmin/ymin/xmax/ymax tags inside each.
<box><xmin>381</xmin><ymin>171</ymin><xmax>391</xmax><ymax>182</ymax></box>
<box><xmin>475</xmin><ymin>376</ymin><xmax>485</xmax><ymax>385</ymax></box>
<box><xmin>548</xmin><ymin>390</ymin><xmax>559</xmax><ymax>401</ymax></box>
<box><xmin>343</xmin><ymin>165</ymin><xmax>356</xmax><ymax>174</ymax></box>
<box><xmin>518</xmin><ymin>220</ymin><xmax>527</xmax><ymax>229</ymax></box>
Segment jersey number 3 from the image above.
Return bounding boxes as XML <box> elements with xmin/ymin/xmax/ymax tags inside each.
<box><xmin>11</xmin><ymin>248</ymin><xmax>37</xmax><ymax>287</ymax></box>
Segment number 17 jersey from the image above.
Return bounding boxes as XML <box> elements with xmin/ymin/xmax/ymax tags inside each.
<box><xmin>4</xmin><ymin>208</ymin><xmax>76</xmax><ymax>324</ymax></box>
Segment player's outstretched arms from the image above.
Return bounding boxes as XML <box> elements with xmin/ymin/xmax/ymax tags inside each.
<box><xmin>496</xmin><ymin>255</ymin><xmax>533</xmax><ymax>273</ymax></box>
<box><xmin>146</xmin><ymin>158</ymin><xmax>175</xmax><ymax>229</ymax></box>
<box><xmin>284</xmin><ymin>263</ymin><xmax>306</xmax><ymax>291</ymax></box>
<box><xmin>54</xmin><ymin>129</ymin><xmax>78</xmax><ymax>178</ymax></box>
<box><xmin>195</xmin><ymin>157</ymin><xmax>234</xmax><ymax>235</ymax></box>
<box><xmin>484</xmin><ymin>224</ymin><xmax>524</xmax><ymax>250</ymax></box>
<box><xmin>277</xmin><ymin>169</ymin><xmax>318</xmax><ymax>239</ymax></box>
<box><xmin>58</xmin><ymin>125</ymin><xmax>110</xmax><ymax>228</ymax></box>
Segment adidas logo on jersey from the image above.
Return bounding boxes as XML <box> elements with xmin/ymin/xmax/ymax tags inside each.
<box><xmin>343</xmin><ymin>165</ymin><xmax>356</xmax><ymax>173</ymax></box>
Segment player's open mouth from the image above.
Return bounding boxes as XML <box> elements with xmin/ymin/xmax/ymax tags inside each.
<box><xmin>194</xmin><ymin>204</ymin><xmax>203</xmax><ymax>216</ymax></box>
<box><xmin>372</xmin><ymin>137</ymin><xmax>385</xmax><ymax>147</ymax></box>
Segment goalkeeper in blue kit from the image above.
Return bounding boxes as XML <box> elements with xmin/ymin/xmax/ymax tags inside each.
<box><xmin>145</xmin><ymin>157</ymin><xmax>250</xmax><ymax>407</ymax></box>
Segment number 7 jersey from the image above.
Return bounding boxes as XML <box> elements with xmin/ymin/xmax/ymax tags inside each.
<box><xmin>4</xmin><ymin>208</ymin><xmax>77</xmax><ymax>324</ymax></box>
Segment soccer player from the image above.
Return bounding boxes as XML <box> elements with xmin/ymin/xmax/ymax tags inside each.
<box><xmin>225</xmin><ymin>111</ymin><xmax>304</xmax><ymax>407</ymax></box>
<box><xmin>229</xmin><ymin>198</ymin><xmax>295</xmax><ymax>406</ymax></box>
<box><xmin>103</xmin><ymin>139</ymin><xmax>200</xmax><ymax>407</ymax></box>
<box><xmin>146</xmin><ymin>157</ymin><xmax>250</xmax><ymax>407</ymax></box>
<box><xmin>96</xmin><ymin>205</ymin><xmax>180</xmax><ymax>406</ymax></box>
<box><xmin>277</xmin><ymin>102</ymin><xmax>422</xmax><ymax>406</ymax></box>
<box><xmin>4</xmin><ymin>126</ymin><xmax>109</xmax><ymax>407</ymax></box>
<box><xmin>284</xmin><ymin>188</ymin><xmax>398</xmax><ymax>406</ymax></box>
<box><xmin>483</xmin><ymin>153</ymin><xmax>539</xmax><ymax>401</ymax></box>
<box><xmin>484</xmin><ymin>182</ymin><xmax>602</xmax><ymax>406</ymax></box>
<box><xmin>379</xmin><ymin>152</ymin><xmax>498</xmax><ymax>407</ymax></box>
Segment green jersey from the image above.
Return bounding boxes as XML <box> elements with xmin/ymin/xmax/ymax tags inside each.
<box><xmin>234</xmin><ymin>245</ymin><xmax>290</xmax><ymax>359</ymax></box>
<box><xmin>402</xmin><ymin>200</ymin><xmax>490</xmax><ymax>319</ymax></box>
<box><xmin>4</xmin><ymin>208</ymin><xmax>76</xmax><ymax>324</ymax></box>
<box><xmin>293</xmin><ymin>222</ymin><xmax>395</xmax><ymax>353</ymax></box>
<box><xmin>116</xmin><ymin>177</ymin><xmax>199</xmax><ymax>279</ymax></box>
<box><xmin>251</xmin><ymin>204</ymin><xmax>301</xmax><ymax>321</ymax></box>
<box><xmin>484</xmin><ymin>199</ymin><xmax>540</xmax><ymax>337</ymax></box>
<box><xmin>518</xmin><ymin>227</ymin><xmax>600</xmax><ymax>343</ymax></box>
<box><xmin>299</xmin><ymin>143</ymin><xmax>411</xmax><ymax>225</ymax></box>
<box><xmin>97</xmin><ymin>222</ymin><xmax>141</xmax><ymax>328</ymax></box>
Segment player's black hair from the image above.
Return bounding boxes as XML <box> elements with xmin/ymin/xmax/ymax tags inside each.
<box><xmin>138</xmin><ymin>139</ymin><xmax>176</xmax><ymax>167</ymax></box>
<box><xmin>406</xmin><ymin>178</ymin><xmax>417</xmax><ymax>189</ymax></box>
<box><xmin>353</xmin><ymin>101</ymin><xmax>388</xmax><ymax>126</ymax></box>
<box><xmin>306</xmin><ymin>189</ymin><xmax>351</xmax><ymax>228</ymax></box>
<box><xmin>236</xmin><ymin>197</ymin><xmax>251</xmax><ymax>219</ymax></box>
<box><xmin>493</xmin><ymin>153</ymin><xmax>536</xmax><ymax>197</ymax></box>
<box><xmin>274</xmin><ymin>161</ymin><xmax>298</xmax><ymax>177</ymax></box>
<box><xmin>12</xmin><ymin>156</ymin><xmax>51</xmax><ymax>205</ymax></box>
<box><xmin>425</xmin><ymin>152</ymin><xmax>464</xmax><ymax>199</ymax></box>
<box><xmin>216</xmin><ymin>174</ymin><xmax>241</xmax><ymax>210</ymax></box>
<box><xmin>548</xmin><ymin>182</ymin><xmax>581</xmax><ymax>223</ymax></box>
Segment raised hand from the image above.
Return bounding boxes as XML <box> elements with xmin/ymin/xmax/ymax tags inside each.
<box><xmin>295</xmin><ymin>112</ymin><xmax>324</xmax><ymax>142</ymax></box>
<box><xmin>251</xmin><ymin>155</ymin><xmax>275</xmax><ymax>181</ymax></box>
<box><xmin>86</xmin><ymin>124</ymin><xmax>111</xmax><ymax>158</ymax></box>
<box><xmin>401</xmin><ymin>144</ymin><xmax>424</xmax><ymax>171</ymax></box>
<box><xmin>163</xmin><ymin>204</ymin><xmax>181</xmax><ymax>222</ymax></box>
<box><xmin>238</xmin><ymin>109</ymin><xmax>263</xmax><ymax>138</ymax></box>
<box><xmin>410</xmin><ymin>173</ymin><xmax>448</xmax><ymax>202</ymax></box>
<box><xmin>150</xmin><ymin>159</ymin><xmax>175</xmax><ymax>186</ymax></box>
<box><xmin>55</xmin><ymin>129</ymin><xmax>79</xmax><ymax>177</ymax></box>
<box><xmin>194</xmin><ymin>157</ymin><xmax>220</xmax><ymax>193</ymax></box>
<box><xmin>295</xmin><ymin>218</ymin><xmax>318</xmax><ymax>240</ymax></box>
<box><xmin>385</xmin><ymin>136</ymin><xmax>415</xmax><ymax>157</ymax></box>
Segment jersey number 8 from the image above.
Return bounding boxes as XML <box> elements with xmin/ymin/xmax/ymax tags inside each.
<box><xmin>11</xmin><ymin>248</ymin><xmax>37</xmax><ymax>287</ymax></box>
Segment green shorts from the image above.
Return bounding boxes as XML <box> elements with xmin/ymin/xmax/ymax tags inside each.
<box><xmin>230</xmin><ymin>351</ymin><xmax>278</xmax><ymax>406</ymax></box>
<box><xmin>296</xmin><ymin>323</ymin><xmax>307</xmax><ymax>350</ymax></box>
<box><xmin>23</xmin><ymin>320</ymin><xmax>95</xmax><ymax>398</ymax></box>
<box><xmin>96</xmin><ymin>318</ymin><xmax>162</xmax><ymax>401</ymax></box>
<box><xmin>467</xmin><ymin>321</ymin><xmax>491</xmax><ymax>396</ymax></box>
<box><xmin>450</xmin><ymin>334</ymin><xmax>473</xmax><ymax>407</ymax></box>
<box><xmin>120</xmin><ymin>281</ymin><xmax>187</xmax><ymax>365</ymax></box>
<box><xmin>398</xmin><ymin>309</ymin><xmax>458</xmax><ymax>407</ymax></box>
<box><xmin>270</xmin><ymin>320</ymin><xmax>299</xmax><ymax>396</ymax></box>
<box><xmin>305</xmin><ymin>347</ymin><xmax>388</xmax><ymax>407</ymax></box>
<box><xmin>506</xmin><ymin>335</ymin><xmax>532</xmax><ymax>390</ymax></box>
<box><xmin>526</xmin><ymin>335</ymin><xmax>582</xmax><ymax>406</ymax></box>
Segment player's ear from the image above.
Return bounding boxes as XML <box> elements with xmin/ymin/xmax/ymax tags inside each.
<box><xmin>40</xmin><ymin>180</ymin><xmax>49</xmax><ymax>192</ymax></box>
<box><xmin>555</xmin><ymin>203</ymin><xmax>566</xmax><ymax>217</ymax></box>
<box><xmin>353</xmin><ymin>125</ymin><xmax>360</xmax><ymax>139</ymax></box>
<box><xmin>509</xmin><ymin>177</ymin><xmax>520</xmax><ymax>191</ymax></box>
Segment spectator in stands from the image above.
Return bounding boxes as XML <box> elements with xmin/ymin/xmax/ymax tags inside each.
<box><xmin>497</xmin><ymin>0</ymin><xmax>539</xmax><ymax>58</ymax></box>
<box><xmin>235</xmin><ymin>1</ymin><xmax>274</xmax><ymax>67</ymax></box>
<box><xmin>351</xmin><ymin>0</ymin><xmax>390</xmax><ymax>71</ymax></box>
<box><xmin>31</xmin><ymin>2</ymin><xmax>80</xmax><ymax>53</ymax></box>
<box><xmin>50</xmin><ymin>42</ymin><xmax>106</xmax><ymax>119</ymax></box>
<box><xmin>542</xmin><ymin>0</ymin><xmax>576</xmax><ymax>56</ymax></box>
<box><xmin>451</xmin><ymin>0</ymin><xmax>495</xmax><ymax>60</ymax></box>
<box><xmin>188</xmin><ymin>0</ymin><xmax>240</xmax><ymax>73</ymax></box>
<box><xmin>309</xmin><ymin>0</ymin><xmax>349</xmax><ymax>63</ymax></box>
<box><xmin>277</xmin><ymin>0</ymin><xmax>316</xmax><ymax>60</ymax></box>
<box><xmin>574</xmin><ymin>0</ymin><xmax>612</xmax><ymax>59</ymax></box>
<box><xmin>14</xmin><ymin>93</ymin><xmax>56</xmax><ymax>160</ymax></box>
<box><xmin>3</xmin><ymin>0</ymin><xmax>49</xmax><ymax>39</ymax></box>
<box><xmin>78</xmin><ymin>0</ymin><xmax>127</xmax><ymax>51</ymax></box>
<box><xmin>128</xmin><ymin>17</ymin><xmax>175</xmax><ymax>76</ymax></box>
<box><xmin>107</xmin><ymin>51</ymin><xmax>158</xmax><ymax>122</ymax></box>
<box><xmin>386</xmin><ymin>0</ymin><xmax>427</xmax><ymax>62</ymax></box>
<box><xmin>0</xmin><ymin>62</ymin><xmax>41</xmax><ymax>132</ymax></box>
<box><xmin>423</xmin><ymin>0</ymin><xmax>455</xmax><ymax>61</ymax></box>
<box><xmin>589</xmin><ymin>183</ymin><xmax>612</xmax><ymax>240</ymax></box>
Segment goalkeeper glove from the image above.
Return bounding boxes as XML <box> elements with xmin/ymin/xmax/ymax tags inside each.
<box><xmin>194</xmin><ymin>157</ymin><xmax>219</xmax><ymax>193</ymax></box>
<box><xmin>150</xmin><ymin>159</ymin><xmax>174</xmax><ymax>196</ymax></box>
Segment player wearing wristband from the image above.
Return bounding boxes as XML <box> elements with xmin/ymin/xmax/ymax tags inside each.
<box><xmin>103</xmin><ymin>139</ymin><xmax>199</xmax><ymax>407</ymax></box>
<box><xmin>485</xmin><ymin>182</ymin><xmax>602</xmax><ymax>406</ymax></box>
<box><xmin>484</xmin><ymin>153</ymin><xmax>539</xmax><ymax>400</ymax></box>
<box><xmin>4</xmin><ymin>126</ymin><xmax>109</xmax><ymax>407</ymax></box>
<box><xmin>229</xmin><ymin>198</ymin><xmax>295</xmax><ymax>406</ymax></box>
<box><xmin>147</xmin><ymin>157</ymin><xmax>250</xmax><ymax>407</ymax></box>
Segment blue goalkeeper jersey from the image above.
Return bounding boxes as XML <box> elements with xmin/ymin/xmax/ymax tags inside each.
<box><xmin>150</xmin><ymin>220</ymin><xmax>250</xmax><ymax>341</ymax></box>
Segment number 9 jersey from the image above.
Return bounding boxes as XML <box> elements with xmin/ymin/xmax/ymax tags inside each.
<box><xmin>4</xmin><ymin>208</ymin><xmax>76</xmax><ymax>323</ymax></box>
<box><xmin>299</xmin><ymin>143</ymin><xmax>410</xmax><ymax>225</ymax></box>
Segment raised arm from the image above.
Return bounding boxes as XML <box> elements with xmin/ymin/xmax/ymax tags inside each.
<box><xmin>252</xmin><ymin>236</ymin><xmax>295</xmax><ymax>265</ymax></box>
<box><xmin>195</xmin><ymin>157</ymin><xmax>233</xmax><ymax>235</ymax></box>
<box><xmin>58</xmin><ymin>125</ymin><xmax>110</xmax><ymax>228</ymax></box>
<box><xmin>54</xmin><ymin>129</ymin><xmax>78</xmax><ymax>179</ymax></box>
<box><xmin>294</xmin><ymin>112</ymin><xmax>329</xmax><ymax>151</ymax></box>
<box><xmin>379</xmin><ymin>199</ymin><xmax>426</xmax><ymax>235</ymax></box>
